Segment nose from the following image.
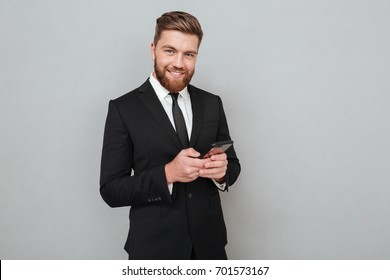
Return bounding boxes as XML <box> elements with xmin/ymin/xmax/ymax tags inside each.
<box><xmin>173</xmin><ymin>53</ymin><xmax>184</xmax><ymax>69</ymax></box>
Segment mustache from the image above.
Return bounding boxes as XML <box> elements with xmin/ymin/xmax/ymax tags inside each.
<box><xmin>168</xmin><ymin>67</ymin><xmax>188</xmax><ymax>74</ymax></box>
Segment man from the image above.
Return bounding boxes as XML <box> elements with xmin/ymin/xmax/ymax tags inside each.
<box><xmin>100</xmin><ymin>11</ymin><xmax>240</xmax><ymax>260</ymax></box>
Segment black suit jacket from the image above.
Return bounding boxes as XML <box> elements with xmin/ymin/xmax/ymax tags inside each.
<box><xmin>100</xmin><ymin>79</ymin><xmax>240</xmax><ymax>259</ymax></box>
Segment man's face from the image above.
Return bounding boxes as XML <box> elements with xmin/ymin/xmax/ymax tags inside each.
<box><xmin>151</xmin><ymin>30</ymin><xmax>199</xmax><ymax>93</ymax></box>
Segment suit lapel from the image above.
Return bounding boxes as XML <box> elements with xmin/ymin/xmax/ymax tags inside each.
<box><xmin>138</xmin><ymin>80</ymin><xmax>182</xmax><ymax>149</ymax></box>
<box><xmin>188</xmin><ymin>85</ymin><xmax>204</xmax><ymax>148</ymax></box>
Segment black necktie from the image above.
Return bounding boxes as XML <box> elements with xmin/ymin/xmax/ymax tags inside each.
<box><xmin>170</xmin><ymin>93</ymin><xmax>189</xmax><ymax>148</ymax></box>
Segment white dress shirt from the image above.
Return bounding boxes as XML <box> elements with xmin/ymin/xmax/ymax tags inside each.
<box><xmin>149</xmin><ymin>74</ymin><xmax>226</xmax><ymax>193</ymax></box>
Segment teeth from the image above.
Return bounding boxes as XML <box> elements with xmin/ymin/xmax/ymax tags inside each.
<box><xmin>169</xmin><ymin>71</ymin><xmax>184</xmax><ymax>77</ymax></box>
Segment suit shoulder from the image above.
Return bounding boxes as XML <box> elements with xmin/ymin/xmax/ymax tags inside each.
<box><xmin>112</xmin><ymin>87</ymin><xmax>141</xmax><ymax>104</ymax></box>
<box><xmin>188</xmin><ymin>84</ymin><xmax>221</xmax><ymax>100</ymax></box>
<box><xmin>109</xmin><ymin>79</ymin><xmax>151</xmax><ymax>105</ymax></box>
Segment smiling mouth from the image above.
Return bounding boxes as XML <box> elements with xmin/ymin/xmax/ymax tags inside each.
<box><xmin>168</xmin><ymin>69</ymin><xmax>186</xmax><ymax>78</ymax></box>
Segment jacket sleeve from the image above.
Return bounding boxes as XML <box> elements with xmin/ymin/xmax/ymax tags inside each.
<box><xmin>99</xmin><ymin>100</ymin><xmax>172</xmax><ymax>207</ymax></box>
<box><xmin>216</xmin><ymin>96</ymin><xmax>241</xmax><ymax>190</ymax></box>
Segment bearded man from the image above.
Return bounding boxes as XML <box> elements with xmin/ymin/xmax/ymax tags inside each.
<box><xmin>100</xmin><ymin>11</ymin><xmax>240</xmax><ymax>260</ymax></box>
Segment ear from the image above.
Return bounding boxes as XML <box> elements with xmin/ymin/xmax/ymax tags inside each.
<box><xmin>150</xmin><ymin>43</ymin><xmax>156</xmax><ymax>61</ymax></box>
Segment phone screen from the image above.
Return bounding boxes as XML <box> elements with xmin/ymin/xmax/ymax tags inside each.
<box><xmin>198</xmin><ymin>140</ymin><xmax>233</xmax><ymax>159</ymax></box>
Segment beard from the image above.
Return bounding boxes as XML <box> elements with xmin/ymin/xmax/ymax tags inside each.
<box><xmin>154</xmin><ymin>59</ymin><xmax>195</xmax><ymax>93</ymax></box>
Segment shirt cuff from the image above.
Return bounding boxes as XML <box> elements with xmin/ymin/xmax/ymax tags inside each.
<box><xmin>212</xmin><ymin>178</ymin><xmax>226</xmax><ymax>191</ymax></box>
<box><xmin>168</xmin><ymin>183</ymin><xmax>173</xmax><ymax>195</ymax></box>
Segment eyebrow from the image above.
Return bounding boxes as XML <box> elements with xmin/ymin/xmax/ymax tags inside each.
<box><xmin>161</xmin><ymin>45</ymin><xmax>198</xmax><ymax>54</ymax></box>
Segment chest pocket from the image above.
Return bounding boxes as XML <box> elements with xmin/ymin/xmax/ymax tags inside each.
<box><xmin>202</xmin><ymin>119</ymin><xmax>218</xmax><ymax>129</ymax></box>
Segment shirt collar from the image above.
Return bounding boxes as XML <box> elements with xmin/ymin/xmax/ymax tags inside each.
<box><xmin>149</xmin><ymin>73</ymin><xmax>190</xmax><ymax>101</ymax></box>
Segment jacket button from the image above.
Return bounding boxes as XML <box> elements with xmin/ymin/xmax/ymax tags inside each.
<box><xmin>187</xmin><ymin>193</ymin><xmax>192</xmax><ymax>199</ymax></box>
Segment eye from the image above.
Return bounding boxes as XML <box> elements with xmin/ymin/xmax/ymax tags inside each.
<box><xmin>185</xmin><ymin>53</ymin><xmax>196</xmax><ymax>58</ymax></box>
<box><xmin>165</xmin><ymin>49</ymin><xmax>174</xmax><ymax>55</ymax></box>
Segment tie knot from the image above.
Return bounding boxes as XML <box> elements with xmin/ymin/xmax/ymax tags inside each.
<box><xmin>169</xmin><ymin>92</ymin><xmax>179</xmax><ymax>101</ymax></box>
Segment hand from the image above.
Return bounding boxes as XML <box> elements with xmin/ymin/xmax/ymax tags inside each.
<box><xmin>199</xmin><ymin>152</ymin><xmax>228</xmax><ymax>183</ymax></box>
<box><xmin>165</xmin><ymin>148</ymin><xmax>211</xmax><ymax>183</ymax></box>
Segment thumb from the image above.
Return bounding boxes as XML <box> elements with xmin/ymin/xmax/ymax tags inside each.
<box><xmin>182</xmin><ymin>148</ymin><xmax>200</xmax><ymax>158</ymax></box>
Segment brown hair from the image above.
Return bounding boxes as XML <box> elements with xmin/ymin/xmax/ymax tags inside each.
<box><xmin>153</xmin><ymin>11</ymin><xmax>203</xmax><ymax>46</ymax></box>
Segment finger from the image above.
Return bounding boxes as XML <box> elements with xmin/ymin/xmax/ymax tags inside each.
<box><xmin>187</xmin><ymin>157</ymin><xmax>211</xmax><ymax>168</ymax></box>
<box><xmin>183</xmin><ymin>166</ymin><xmax>201</xmax><ymax>176</ymax></box>
<box><xmin>199</xmin><ymin>166</ymin><xmax>226</xmax><ymax>177</ymax></box>
<box><xmin>210</xmin><ymin>153</ymin><xmax>227</xmax><ymax>161</ymax></box>
<box><xmin>182</xmin><ymin>148</ymin><xmax>200</xmax><ymax>158</ymax></box>
<box><xmin>188</xmin><ymin>171</ymin><xmax>200</xmax><ymax>180</ymax></box>
<box><xmin>199</xmin><ymin>167</ymin><xmax>227</xmax><ymax>176</ymax></box>
<box><xmin>204</xmin><ymin>160</ymin><xmax>227</xmax><ymax>169</ymax></box>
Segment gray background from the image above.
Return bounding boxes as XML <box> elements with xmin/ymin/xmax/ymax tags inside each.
<box><xmin>1</xmin><ymin>0</ymin><xmax>389</xmax><ymax>259</ymax></box>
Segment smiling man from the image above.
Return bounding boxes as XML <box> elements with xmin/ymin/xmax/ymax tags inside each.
<box><xmin>152</xmin><ymin>30</ymin><xmax>197</xmax><ymax>93</ymax></box>
<box><xmin>100</xmin><ymin>11</ymin><xmax>240</xmax><ymax>260</ymax></box>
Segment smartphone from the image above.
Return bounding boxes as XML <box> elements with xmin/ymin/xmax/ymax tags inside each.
<box><xmin>198</xmin><ymin>140</ymin><xmax>234</xmax><ymax>159</ymax></box>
